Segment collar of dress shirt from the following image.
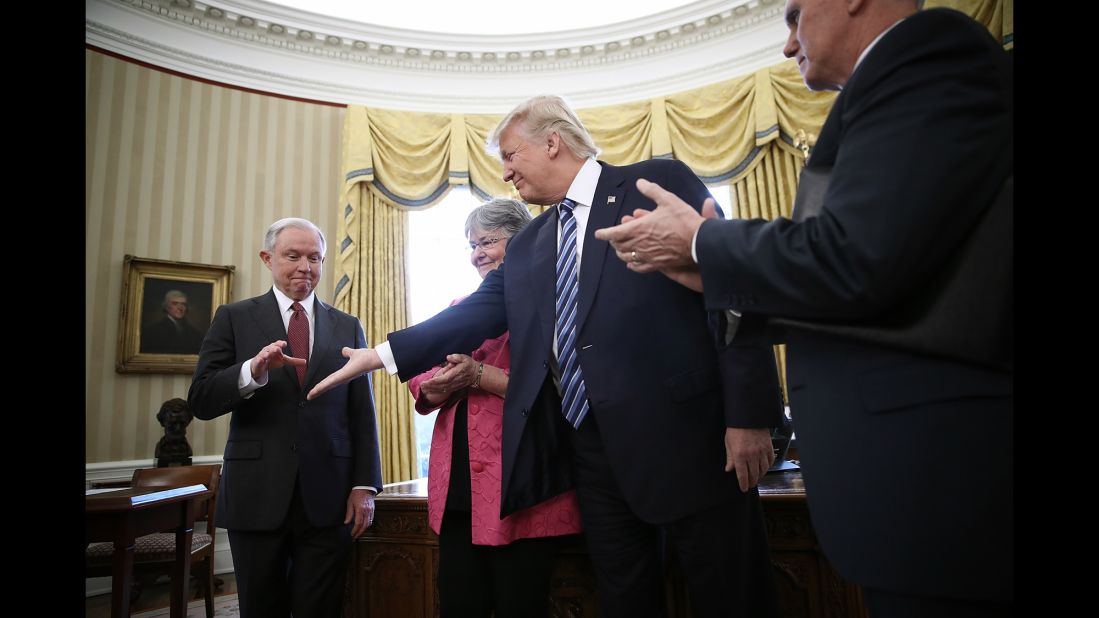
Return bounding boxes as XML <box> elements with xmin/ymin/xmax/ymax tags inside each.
<box><xmin>272</xmin><ymin>286</ymin><xmax>315</xmax><ymax>319</ymax></box>
<box><xmin>564</xmin><ymin>157</ymin><xmax>602</xmax><ymax>208</ymax></box>
<box><xmin>851</xmin><ymin>17</ymin><xmax>907</xmax><ymax>79</ymax></box>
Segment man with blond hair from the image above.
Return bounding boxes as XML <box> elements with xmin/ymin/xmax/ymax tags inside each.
<box><xmin>312</xmin><ymin>97</ymin><xmax>785</xmax><ymax>617</ymax></box>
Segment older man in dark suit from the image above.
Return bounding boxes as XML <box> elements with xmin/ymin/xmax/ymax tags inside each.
<box><xmin>311</xmin><ymin>96</ymin><xmax>785</xmax><ymax>617</ymax></box>
<box><xmin>596</xmin><ymin>2</ymin><xmax>1012</xmax><ymax>616</ymax></box>
<box><xmin>189</xmin><ymin>217</ymin><xmax>382</xmax><ymax>618</ymax></box>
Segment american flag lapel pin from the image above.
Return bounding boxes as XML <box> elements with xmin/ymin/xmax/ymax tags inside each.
<box><xmin>607</xmin><ymin>196</ymin><xmax>616</xmax><ymax>204</ymax></box>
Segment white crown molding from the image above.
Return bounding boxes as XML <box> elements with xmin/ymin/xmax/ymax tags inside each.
<box><xmin>87</xmin><ymin>0</ymin><xmax>791</xmax><ymax>112</ymax></box>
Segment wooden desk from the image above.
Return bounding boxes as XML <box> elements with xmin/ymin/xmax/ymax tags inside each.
<box><xmin>86</xmin><ymin>485</ymin><xmax>211</xmax><ymax>618</ymax></box>
<box><xmin>346</xmin><ymin>471</ymin><xmax>868</xmax><ymax>617</ymax></box>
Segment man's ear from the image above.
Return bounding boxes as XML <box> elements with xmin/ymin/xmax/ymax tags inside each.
<box><xmin>846</xmin><ymin>0</ymin><xmax>866</xmax><ymax>15</ymax></box>
<box><xmin>545</xmin><ymin>131</ymin><xmax>561</xmax><ymax>159</ymax></box>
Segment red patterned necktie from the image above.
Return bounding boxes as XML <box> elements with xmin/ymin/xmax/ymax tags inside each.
<box><xmin>288</xmin><ymin>301</ymin><xmax>309</xmax><ymax>386</ymax></box>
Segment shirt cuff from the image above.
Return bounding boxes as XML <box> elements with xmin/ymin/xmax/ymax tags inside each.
<box><xmin>353</xmin><ymin>486</ymin><xmax>378</xmax><ymax>494</ymax></box>
<box><xmin>724</xmin><ymin>309</ymin><xmax>742</xmax><ymax>344</ymax></box>
<box><xmin>238</xmin><ymin>360</ymin><xmax>267</xmax><ymax>398</ymax></box>
<box><xmin>376</xmin><ymin>341</ymin><xmax>399</xmax><ymax>375</ymax></box>
<box><xmin>691</xmin><ymin>225</ymin><xmax>701</xmax><ymax>263</ymax></box>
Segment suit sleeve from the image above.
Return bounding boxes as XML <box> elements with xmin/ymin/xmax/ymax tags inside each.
<box><xmin>662</xmin><ymin>160</ymin><xmax>784</xmax><ymax>429</ymax></box>
<box><xmin>696</xmin><ymin>12</ymin><xmax>1011</xmax><ymax>321</ymax></box>
<box><xmin>188</xmin><ymin>304</ymin><xmax>248</xmax><ymax>421</ymax></box>
<box><xmin>389</xmin><ymin>268</ymin><xmax>508</xmax><ymax>382</ymax></box>
<box><xmin>348</xmin><ymin>321</ymin><xmax>384</xmax><ymax>490</ymax></box>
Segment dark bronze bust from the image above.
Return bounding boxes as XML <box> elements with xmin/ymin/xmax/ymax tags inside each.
<box><xmin>155</xmin><ymin>398</ymin><xmax>194</xmax><ymax>467</ymax></box>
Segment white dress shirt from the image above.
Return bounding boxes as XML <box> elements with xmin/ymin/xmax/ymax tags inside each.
<box><xmin>238</xmin><ymin>287</ymin><xmax>316</xmax><ymax>395</ymax></box>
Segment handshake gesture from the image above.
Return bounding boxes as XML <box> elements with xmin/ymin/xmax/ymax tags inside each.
<box><xmin>307</xmin><ymin>347</ymin><xmax>384</xmax><ymax>400</ymax></box>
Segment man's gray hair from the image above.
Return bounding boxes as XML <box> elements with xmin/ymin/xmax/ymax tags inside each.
<box><xmin>465</xmin><ymin>197</ymin><xmax>533</xmax><ymax>240</ymax></box>
<box><xmin>162</xmin><ymin>290</ymin><xmax>187</xmax><ymax>310</ymax></box>
<box><xmin>264</xmin><ymin>217</ymin><xmax>327</xmax><ymax>257</ymax></box>
<box><xmin>487</xmin><ymin>95</ymin><xmax>601</xmax><ymax>160</ymax></box>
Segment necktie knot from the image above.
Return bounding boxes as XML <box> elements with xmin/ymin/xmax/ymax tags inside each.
<box><xmin>291</xmin><ymin>301</ymin><xmax>304</xmax><ymax>314</ymax></box>
<box><xmin>559</xmin><ymin>198</ymin><xmax>578</xmax><ymax>216</ymax></box>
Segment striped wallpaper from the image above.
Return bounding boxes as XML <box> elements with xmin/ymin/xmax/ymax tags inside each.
<box><xmin>85</xmin><ymin>49</ymin><xmax>347</xmax><ymax>463</ymax></box>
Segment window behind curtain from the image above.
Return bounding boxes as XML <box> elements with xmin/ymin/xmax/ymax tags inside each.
<box><xmin>406</xmin><ymin>184</ymin><xmax>734</xmax><ymax>477</ymax></box>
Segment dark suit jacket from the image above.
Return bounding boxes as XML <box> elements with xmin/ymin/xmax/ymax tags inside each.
<box><xmin>389</xmin><ymin>159</ymin><xmax>784</xmax><ymax>524</ymax></box>
<box><xmin>188</xmin><ymin>290</ymin><xmax>383</xmax><ymax>531</ymax></box>
<box><xmin>695</xmin><ymin>9</ymin><xmax>1012</xmax><ymax>602</ymax></box>
<box><xmin>140</xmin><ymin>315</ymin><xmax>205</xmax><ymax>355</ymax></box>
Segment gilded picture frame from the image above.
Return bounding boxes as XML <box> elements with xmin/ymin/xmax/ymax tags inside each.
<box><xmin>116</xmin><ymin>255</ymin><xmax>235</xmax><ymax>374</ymax></box>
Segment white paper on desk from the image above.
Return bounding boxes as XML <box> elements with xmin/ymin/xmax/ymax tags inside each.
<box><xmin>85</xmin><ymin>487</ymin><xmax>128</xmax><ymax>495</ymax></box>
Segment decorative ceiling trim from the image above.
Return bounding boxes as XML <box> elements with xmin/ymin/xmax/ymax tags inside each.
<box><xmin>87</xmin><ymin>0</ymin><xmax>793</xmax><ymax>112</ymax></box>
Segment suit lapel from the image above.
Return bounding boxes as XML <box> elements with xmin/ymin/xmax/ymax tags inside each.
<box><xmin>532</xmin><ymin>211</ymin><xmax>559</xmax><ymax>353</ymax></box>
<box><xmin>807</xmin><ymin>89</ymin><xmax>844</xmax><ymax>168</ymax></box>
<box><xmin>307</xmin><ymin>298</ymin><xmax>335</xmax><ymax>388</ymax></box>
<box><xmin>577</xmin><ymin>162</ymin><xmax>627</xmax><ymax>330</ymax></box>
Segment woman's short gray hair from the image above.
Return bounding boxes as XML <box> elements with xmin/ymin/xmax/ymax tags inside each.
<box><xmin>487</xmin><ymin>95</ymin><xmax>601</xmax><ymax>160</ymax></box>
<box><xmin>264</xmin><ymin>217</ymin><xmax>327</xmax><ymax>257</ymax></box>
<box><xmin>465</xmin><ymin>197</ymin><xmax>533</xmax><ymax>240</ymax></box>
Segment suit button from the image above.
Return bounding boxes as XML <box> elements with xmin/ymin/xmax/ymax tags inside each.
<box><xmin>298</xmin><ymin>400</ymin><xmax>306</xmax><ymax>408</ymax></box>
<box><xmin>290</xmin><ymin>442</ymin><xmax>296</xmax><ymax>452</ymax></box>
<box><xmin>521</xmin><ymin>408</ymin><xmax>528</xmax><ymax>417</ymax></box>
<box><xmin>470</xmin><ymin>462</ymin><xmax>485</xmax><ymax>473</ymax></box>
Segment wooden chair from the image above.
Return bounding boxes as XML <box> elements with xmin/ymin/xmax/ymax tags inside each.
<box><xmin>86</xmin><ymin>464</ymin><xmax>222</xmax><ymax>618</ymax></box>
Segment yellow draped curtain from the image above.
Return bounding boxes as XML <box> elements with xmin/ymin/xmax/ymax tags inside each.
<box><xmin>927</xmin><ymin>0</ymin><xmax>1012</xmax><ymax>49</ymax></box>
<box><xmin>336</xmin><ymin>0</ymin><xmax>1010</xmax><ymax>480</ymax></box>
<box><xmin>336</xmin><ymin>110</ymin><xmax>417</xmax><ymax>483</ymax></box>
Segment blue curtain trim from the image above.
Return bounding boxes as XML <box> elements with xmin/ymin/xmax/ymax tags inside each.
<box><xmin>373</xmin><ymin>179</ymin><xmax>451</xmax><ymax>207</ymax></box>
<box><xmin>346</xmin><ymin>168</ymin><xmax>373</xmax><ymax>181</ymax></box>
<box><xmin>469</xmin><ymin>183</ymin><xmax>492</xmax><ymax>203</ymax></box>
<box><xmin>756</xmin><ymin>124</ymin><xmax>779</xmax><ymax>140</ymax></box>
<box><xmin>695</xmin><ymin>146</ymin><xmax>763</xmax><ymax>183</ymax></box>
<box><xmin>334</xmin><ymin>274</ymin><xmax>350</xmax><ymax>298</ymax></box>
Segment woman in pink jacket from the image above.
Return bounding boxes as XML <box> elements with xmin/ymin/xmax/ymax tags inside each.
<box><xmin>408</xmin><ymin>197</ymin><xmax>583</xmax><ymax>617</ymax></box>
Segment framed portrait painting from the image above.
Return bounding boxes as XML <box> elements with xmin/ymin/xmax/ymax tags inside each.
<box><xmin>116</xmin><ymin>255</ymin><xmax>235</xmax><ymax>374</ymax></box>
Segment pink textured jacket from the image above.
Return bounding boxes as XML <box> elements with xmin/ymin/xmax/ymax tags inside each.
<box><xmin>408</xmin><ymin>300</ymin><xmax>582</xmax><ymax>546</ymax></box>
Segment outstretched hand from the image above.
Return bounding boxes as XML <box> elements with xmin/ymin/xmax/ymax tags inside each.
<box><xmin>250</xmin><ymin>340</ymin><xmax>306</xmax><ymax>380</ymax></box>
<box><xmin>307</xmin><ymin>347</ymin><xmax>383</xmax><ymax>400</ymax></box>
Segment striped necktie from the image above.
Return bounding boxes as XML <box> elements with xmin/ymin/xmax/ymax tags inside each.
<box><xmin>555</xmin><ymin>198</ymin><xmax>589</xmax><ymax>429</ymax></box>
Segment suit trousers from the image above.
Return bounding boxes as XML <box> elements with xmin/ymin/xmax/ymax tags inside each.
<box><xmin>437</xmin><ymin>510</ymin><xmax>561</xmax><ymax>617</ymax></box>
<box><xmin>227</xmin><ymin>477</ymin><xmax>352</xmax><ymax>618</ymax></box>
<box><xmin>568</xmin><ymin>412</ymin><xmax>778</xmax><ymax>618</ymax></box>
